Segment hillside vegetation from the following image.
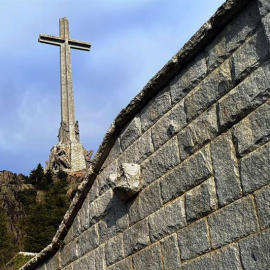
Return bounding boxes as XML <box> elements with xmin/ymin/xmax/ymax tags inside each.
<box><xmin>0</xmin><ymin>165</ymin><xmax>84</xmax><ymax>270</ymax></box>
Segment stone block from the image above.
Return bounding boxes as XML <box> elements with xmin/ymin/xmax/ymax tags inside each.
<box><xmin>62</xmin><ymin>265</ymin><xmax>73</xmax><ymax>270</ymax></box>
<box><xmin>208</xmin><ymin>196</ymin><xmax>259</xmax><ymax>249</ymax></box>
<box><xmin>63</xmin><ymin>225</ymin><xmax>73</xmax><ymax>245</ymax></box>
<box><xmin>178</xmin><ymin>105</ymin><xmax>219</xmax><ymax>160</ymax></box>
<box><xmin>89</xmin><ymin>189</ymin><xmax>114</xmax><ymax>225</ymax></box>
<box><xmin>94</xmin><ymin>245</ymin><xmax>106</xmax><ymax>270</ymax></box>
<box><xmin>46</xmin><ymin>254</ymin><xmax>60</xmax><ymax>270</ymax></box>
<box><xmin>206</xmin><ymin>33</ymin><xmax>227</xmax><ymax>73</ymax></box>
<box><xmin>129</xmin><ymin>180</ymin><xmax>162</xmax><ymax>225</ymax></box>
<box><xmin>240</xmin><ymin>141</ymin><xmax>270</xmax><ymax>194</ymax></box>
<box><xmin>211</xmin><ymin>132</ymin><xmax>242</xmax><ymax>206</ymax></box>
<box><xmin>72</xmin><ymin>249</ymin><xmax>95</xmax><ymax>270</ymax></box>
<box><xmin>254</xmin><ymin>184</ymin><xmax>270</xmax><ymax>228</ymax></box>
<box><xmin>182</xmin><ymin>244</ymin><xmax>242</xmax><ymax>270</ymax></box>
<box><xmin>218</xmin><ymin>61</ymin><xmax>270</xmax><ymax>129</ymax></box>
<box><xmin>120</xmin><ymin>115</ymin><xmax>141</xmax><ymax>151</ymax></box>
<box><xmin>232</xmin><ymin>29</ymin><xmax>269</xmax><ymax>84</ymax></box>
<box><xmin>240</xmin><ymin>229</ymin><xmax>270</xmax><ymax>270</ymax></box>
<box><xmin>141</xmin><ymin>137</ymin><xmax>180</xmax><ymax>186</ymax></box>
<box><xmin>257</xmin><ymin>0</ymin><xmax>270</xmax><ymax>17</ymax></box>
<box><xmin>60</xmin><ymin>241</ymin><xmax>77</xmax><ymax>267</ymax></box>
<box><xmin>96</xmin><ymin>161</ymin><xmax>117</xmax><ymax>198</ymax></box>
<box><xmin>178</xmin><ymin>219</ymin><xmax>210</xmax><ymax>260</ymax></box>
<box><xmin>262</xmin><ymin>14</ymin><xmax>270</xmax><ymax>50</ymax></box>
<box><xmin>160</xmin><ymin>145</ymin><xmax>212</xmax><ymax>203</ymax></box>
<box><xmin>78</xmin><ymin>193</ymin><xmax>89</xmax><ymax>233</ymax></box>
<box><xmin>105</xmin><ymin>234</ymin><xmax>124</xmax><ymax>266</ymax></box>
<box><xmin>132</xmin><ymin>243</ymin><xmax>162</xmax><ymax>270</ymax></box>
<box><xmin>107</xmin><ymin>258</ymin><xmax>133</xmax><ymax>270</ymax></box>
<box><xmin>225</xmin><ymin>1</ymin><xmax>261</xmax><ymax>54</ymax></box>
<box><xmin>233</xmin><ymin>100</ymin><xmax>270</xmax><ymax>157</ymax></box>
<box><xmin>149</xmin><ymin>196</ymin><xmax>186</xmax><ymax>242</ymax></box>
<box><xmin>114</xmin><ymin>163</ymin><xmax>142</xmax><ymax>201</ymax></box>
<box><xmin>113</xmin><ymin>195</ymin><xmax>129</xmax><ymax>233</ymax></box>
<box><xmin>141</xmin><ymin>86</ymin><xmax>171</xmax><ymax>132</ymax></box>
<box><xmin>118</xmin><ymin>129</ymin><xmax>154</xmax><ymax>164</ymax></box>
<box><xmin>160</xmin><ymin>234</ymin><xmax>181</xmax><ymax>270</ymax></box>
<box><xmin>103</xmin><ymin>138</ymin><xmax>122</xmax><ymax>168</ymax></box>
<box><xmin>72</xmin><ymin>214</ymin><xmax>81</xmax><ymax>238</ymax></box>
<box><xmin>186</xmin><ymin>177</ymin><xmax>218</xmax><ymax>221</ymax></box>
<box><xmin>98</xmin><ymin>210</ymin><xmax>116</xmax><ymax>244</ymax></box>
<box><xmin>170</xmin><ymin>54</ymin><xmax>207</xmax><ymax>104</ymax></box>
<box><xmin>185</xmin><ymin>59</ymin><xmax>232</xmax><ymax>122</ymax></box>
<box><xmin>77</xmin><ymin>224</ymin><xmax>99</xmax><ymax>257</ymax></box>
<box><xmin>151</xmin><ymin>101</ymin><xmax>186</xmax><ymax>150</ymax></box>
<box><xmin>123</xmin><ymin>219</ymin><xmax>150</xmax><ymax>256</ymax></box>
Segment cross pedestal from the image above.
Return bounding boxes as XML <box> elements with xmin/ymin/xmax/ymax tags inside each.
<box><xmin>39</xmin><ymin>18</ymin><xmax>92</xmax><ymax>172</ymax></box>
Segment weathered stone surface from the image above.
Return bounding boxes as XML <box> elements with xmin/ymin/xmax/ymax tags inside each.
<box><xmin>78</xmin><ymin>192</ymin><xmax>89</xmax><ymax>233</ymax></box>
<box><xmin>141</xmin><ymin>137</ymin><xmax>180</xmax><ymax>186</ymax></box>
<box><xmin>105</xmin><ymin>234</ymin><xmax>124</xmax><ymax>266</ymax></box>
<box><xmin>233</xmin><ymin>100</ymin><xmax>270</xmax><ymax>157</ymax></box>
<box><xmin>94</xmin><ymin>245</ymin><xmax>106</xmax><ymax>270</ymax></box>
<box><xmin>46</xmin><ymin>254</ymin><xmax>59</xmax><ymax>270</ymax></box>
<box><xmin>240</xmin><ymin>229</ymin><xmax>270</xmax><ymax>270</ymax></box>
<box><xmin>185</xmin><ymin>59</ymin><xmax>232</xmax><ymax>122</ymax></box>
<box><xmin>262</xmin><ymin>14</ymin><xmax>270</xmax><ymax>50</ymax></box>
<box><xmin>120</xmin><ymin>115</ymin><xmax>141</xmax><ymax>151</ymax></box>
<box><xmin>77</xmin><ymin>224</ymin><xmax>99</xmax><ymax>257</ymax></box>
<box><xmin>182</xmin><ymin>244</ymin><xmax>242</xmax><ymax>270</ymax></box>
<box><xmin>211</xmin><ymin>132</ymin><xmax>242</xmax><ymax>206</ymax></box>
<box><xmin>257</xmin><ymin>0</ymin><xmax>270</xmax><ymax>17</ymax></box>
<box><xmin>178</xmin><ymin>219</ymin><xmax>210</xmax><ymax>260</ymax></box>
<box><xmin>60</xmin><ymin>241</ymin><xmax>77</xmax><ymax>267</ymax></box>
<box><xmin>170</xmin><ymin>54</ymin><xmax>207</xmax><ymax>104</ymax></box>
<box><xmin>62</xmin><ymin>265</ymin><xmax>73</xmax><ymax>270</ymax></box>
<box><xmin>123</xmin><ymin>219</ymin><xmax>150</xmax><ymax>256</ymax></box>
<box><xmin>225</xmin><ymin>1</ymin><xmax>261</xmax><ymax>54</ymax></box>
<box><xmin>232</xmin><ymin>29</ymin><xmax>269</xmax><ymax>84</ymax></box>
<box><xmin>240</xmin><ymin>141</ymin><xmax>270</xmax><ymax>194</ymax></box>
<box><xmin>118</xmin><ymin>129</ymin><xmax>154</xmax><ymax>164</ymax></box>
<box><xmin>208</xmin><ymin>196</ymin><xmax>259</xmax><ymax>249</ymax></box>
<box><xmin>72</xmin><ymin>249</ymin><xmax>95</xmax><ymax>270</ymax></box>
<box><xmin>149</xmin><ymin>196</ymin><xmax>186</xmax><ymax>242</ymax></box>
<box><xmin>96</xmin><ymin>161</ymin><xmax>117</xmax><ymax>198</ymax></box>
<box><xmin>63</xmin><ymin>225</ymin><xmax>73</xmax><ymax>245</ymax></box>
<box><xmin>98</xmin><ymin>210</ymin><xmax>116</xmax><ymax>244</ymax></box>
<box><xmin>151</xmin><ymin>101</ymin><xmax>186</xmax><ymax>150</ymax></box>
<box><xmin>133</xmin><ymin>243</ymin><xmax>162</xmax><ymax>270</ymax></box>
<box><xmin>114</xmin><ymin>163</ymin><xmax>142</xmax><ymax>201</ymax></box>
<box><xmin>218</xmin><ymin>61</ymin><xmax>270</xmax><ymax>129</ymax></box>
<box><xmin>206</xmin><ymin>33</ymin><xmax>227</xmax><ymax>73</ymax></box>
<box><xmin>186</xmin><ymin>177</ymin><xmax>218</xmax><ymax>221</ymax></box>
<box><xmin>103</xmin><ymin>138</ymin><xmax>122</xmax><ymax>168</ymax></box>
<box><xmin>129</xmin><ymin>180</ymin><xmax>162</xmax><ymax>225</ymax></box>
<box><xmin>160</xmin><ymin>234</ymin><xmax>181</xmax><ymax>270</ymax></box>
<box><xmin>113</xmin><ymin>195</ymin><xmax>129</xmax><ymax>233</ymax></box>
<box><xmin>161</xmin><ymin>146</ymin><xmax>212</xmax><ymax>203</ymax></box>
<box><xmin>141</xmin><ymin>86</ymin><xmax>171</xmax><ymax>132</ymax></box>
<box><xmin>254</xmin><ymin>184</ymin><xmax>270</xmax><ymax>229</ymax></box>
<box><xmin>107</xmin><ymin>258</ymin><xmax>133</xmax><ymax>270</ymax></box>
<box><xmin>178</xmin><ymin>105</ymin><xmax>219</xmax><ymax>160</ymax></box>
<box><xmin>89</xmin><ymin>189</ymin><xmax>114</xmax><ymax>225</ymax></box>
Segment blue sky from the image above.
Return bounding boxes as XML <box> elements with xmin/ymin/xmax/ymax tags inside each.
<box><xmin>0</xmin><ymin>0</ymin><xmax>224</xmax><ymax>175</ymax></box>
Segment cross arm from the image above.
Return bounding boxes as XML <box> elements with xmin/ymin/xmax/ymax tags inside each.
<box><xmin>38</xmin><ymin>34</ymin><xmax>65</xmax><ymax>46</ymax></box>
<box><xmin>68</xmin><ymin>38</ymin><xmax>91</xmax><ymax>51</ymax></box>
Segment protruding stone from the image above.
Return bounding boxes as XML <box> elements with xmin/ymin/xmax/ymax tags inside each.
<box><xmin>113</xmin><ymin>163</ymin><xmax>142</xmax><ymax>201</ymax></box>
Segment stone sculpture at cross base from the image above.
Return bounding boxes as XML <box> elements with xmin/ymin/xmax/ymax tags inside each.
<box><xmin>39</xmin><ymin>17</ymin><xmax>92</xmax><ymax>173</ymax></box>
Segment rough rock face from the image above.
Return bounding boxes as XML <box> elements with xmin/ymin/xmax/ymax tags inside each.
<box><xmin>0</xmin><ymin>171</ymin><xmax>33</xmax><ymax>249</ymax></box>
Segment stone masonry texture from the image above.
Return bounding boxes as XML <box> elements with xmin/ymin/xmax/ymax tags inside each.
<box><xmin>20</xmin><ymin>1</ymin><xmax>270</xmax><ymax>270</ymax></box>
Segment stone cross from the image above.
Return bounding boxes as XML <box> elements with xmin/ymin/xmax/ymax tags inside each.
<box><xmin>39</xmin><ymin>17</ymin><xmax>91</xmax><ymax>143</ymax></box>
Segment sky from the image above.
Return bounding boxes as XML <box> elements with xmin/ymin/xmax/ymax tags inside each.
<box><xmin>0</xmin><ymin>0</ymin><xmax>225</xmax><ymax>176</ymax></box>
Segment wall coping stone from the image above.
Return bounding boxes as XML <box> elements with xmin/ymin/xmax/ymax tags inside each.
<box><xmin>20</xmin><ymin>0</ymin><xmax>253</xmax><ymax>269</ymax></box>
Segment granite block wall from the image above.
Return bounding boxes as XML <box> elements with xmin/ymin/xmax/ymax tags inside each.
<box><xmin>25</xmin><ymin>0</ymin><xmax>270</xmax><ymax>269</ymax></box>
